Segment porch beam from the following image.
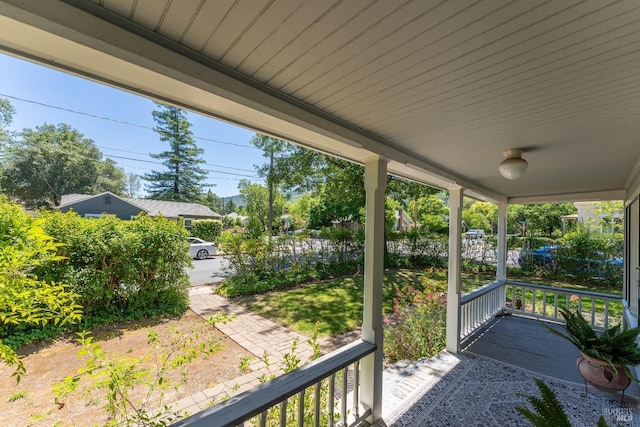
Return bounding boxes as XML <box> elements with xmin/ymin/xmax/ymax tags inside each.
<box><xmin>446</xmin><ymin>186</ymin><xmax>464</xmax><ymax>353</ymax></box>
<box><xmin>496</xmin><ymin>203</ymin><xmax>508</xmax><ymax>282</ymax></box>
<box><xmin>361</xmin><ymin>156</ymin><xmax>387</xmax><ymax>423</ymax></box>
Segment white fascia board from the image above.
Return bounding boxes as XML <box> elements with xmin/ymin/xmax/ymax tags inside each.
<box><xmin>509</xmin><ymin>190</ymin><xmax>627</xmax><ymax>205</ymax></box>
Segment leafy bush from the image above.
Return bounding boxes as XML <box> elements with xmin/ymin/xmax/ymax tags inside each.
<box><xmin>0</xmin><ymin>196</ymin><xmax>82</xmax><ymax>380</ymax></box>
<box><xmin>216</xmin><ymin>260</ymin><xmax>361</xmax><ymax>297</ymax></box>
<box><xmin>37</xmin><ymin>210</ymin><xmax>191</xmax><ymax>320</ymax></box>
<box><xmin>383</xmin><ymin>286</ymin><xmax>447</xmax><ymax>362</ymax></box>
<box><xmin>191</xmin><ymin>219</ymin><xmax>222</xmax><ymax>242</ymax></box>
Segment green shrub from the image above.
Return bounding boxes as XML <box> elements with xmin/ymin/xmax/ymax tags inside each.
<box><xmin>191</xmin><ymin>219</ymin><xmax>223</xmax><ymax>242</ymax></box>
<box><xmin>0</xmin><ymin>196</ymin><xmax>82</xmax><ymax>380</ymax></box>
<box><xmin>37</xmin><ymin>210</ymin><xmax>191</xmax><ymax>320</ymax></box>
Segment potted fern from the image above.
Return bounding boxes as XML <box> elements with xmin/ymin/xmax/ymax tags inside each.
<box><xmin>546</xmin><ymin>306</ymin><xmax>640</xmax><ymax>393</ymax></box>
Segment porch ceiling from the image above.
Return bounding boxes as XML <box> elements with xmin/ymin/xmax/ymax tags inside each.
<box><xmin>1</xmin><ymin>0</ymin><xmax>640</xmax><ymax>203</ymax></box>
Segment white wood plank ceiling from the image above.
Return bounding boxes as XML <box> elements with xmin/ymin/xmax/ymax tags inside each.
<box><xmin>5</xmin><ymin>0</ymin><xmax>640</xmax><ymax>201</ymax></box>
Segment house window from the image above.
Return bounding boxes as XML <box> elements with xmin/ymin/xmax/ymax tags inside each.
<box><xmin>84</xmin><ymin>213</ymin><xmax>103</xmax><ymax>218</ymax></box>
<box><xmin>105</xmin><ymin>196</ymin><xmax>111</xmax><ymax>204</ymax></box>
<box><xmin>183</xmin><ymin>218</ymin><xmax>194</xmax><ymax>228</ymax></box>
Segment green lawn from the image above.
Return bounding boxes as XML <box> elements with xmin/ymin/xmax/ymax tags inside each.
<box><xmin>235</xmin><ymin>268</ymin><xmax>495</xmax><ymax>336</ymax></box>
<box><xmin>234</xmin><ymin>267</ymin><xmax>625</xmax><ymax>337</ymax></box>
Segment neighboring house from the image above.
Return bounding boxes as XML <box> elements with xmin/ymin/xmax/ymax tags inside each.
<box><xmin>59</xmin><ymin>192</ymin><xmax>221</xmax><ymax>227</ymax></box>
<box><xmin>393</xmin><ymin>209</ymin><xmax>415</xmax><ymax>232</ymax></box>
<box><xmin>225</xmin><ymin>212</ymin><xmax>249</xmax><ymax>225</ymax></box>
<box><xmin>331</xmin><ymin>215</ymin><xmax>361</xmax><ymax>232</ymax></box>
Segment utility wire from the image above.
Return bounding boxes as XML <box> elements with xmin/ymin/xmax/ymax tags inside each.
<box><xmin>0</xmin><ymin>93</ymin><xmax>260</xmax><ymax>150</ymax></box>
<box><xmin>96</xmin><ymin>145</ymin><xmax>256</xmax><ymax>173</ymax></box>
<box><xmin>14</xmin><ymin>139</ymin><xmax>259</xmax><ymax>180</ymax></box>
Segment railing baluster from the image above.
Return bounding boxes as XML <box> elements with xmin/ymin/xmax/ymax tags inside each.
<box><xmin>590</xmin><ymin>298</ymin><xmax>596</xmax><ymax>328</ymax></box>
<box><xmin>605</xmin><ymin>301</ymin><xmax>610</xmax><ymax>329</ymax></box>
<box><xmin>578</xmin><ymin>295</ymin><xmax>583</xmax><ymax>315</ymax></box>
<box><xmin>259</xmin><ymin>410</ymin><xmax>267</xmax><ymax>427</ymax></box>
<box><xmin>329</xmin><ymin>373</ymin><xmax>335</xmax><ymax>427</ymax></box>
<box><xmin>341</xmin><ymin>367</ymin><xmax>348</xmax><ymax>424</ymax></box>
<box><xmin>280</xmin><ymin>399</ymin><xmax>287</xmax><ymax>427</ymax></box>
<box><xmin>314</xmin><ymin>382</ymin><xmax>321</xmax><ymax>427</ymax></box>
<box><xmin>554</xmin><ymin>293</ymin><xmax>558</xmax><ymax>318</ymax></box>
<box><xmin>297</xmin><ymin>390</ymin><xmax>305</xmax><ymax>427</ymax></box>
<box><xmin>543</xmin><ymin>291</ymin><xmax>547</xmax><ymax>317</ymax></box>
<box><xmin>531</xmin><ymin>288</ymin><xmax>536</xmax><ymax>314</ymax></box>
<box><xmin>353</xmin><ymin>360</ymin><xmax>360</xmax><ymax>419</ymax></box>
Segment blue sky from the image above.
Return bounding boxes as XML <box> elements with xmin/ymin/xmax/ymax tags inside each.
<box><xmin>0</xmin><ymin>53</ymin><xmax>267</xmax><ymax>198</ymax></box>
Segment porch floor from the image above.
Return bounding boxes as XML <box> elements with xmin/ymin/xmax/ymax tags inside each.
<box><xmin>381</xmin><ymin>315</ymin><xmax>640</xmax><ymax>426</ymax></box>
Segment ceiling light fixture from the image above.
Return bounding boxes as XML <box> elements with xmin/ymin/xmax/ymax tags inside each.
<box><xmin>498</xmin><ymin>149</ymin><xmax>528</xmax><ymax>180</ymax></box>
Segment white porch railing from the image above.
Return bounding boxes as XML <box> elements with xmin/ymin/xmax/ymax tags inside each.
<box><xmin>505</xmin><ymin>281</ymin><xmax>623</xmax><ymax>330</ymax></box>
<box><xmin>460</xmin><ymin>280</ymin><xmax>505</xmax><ymax>339</ymax></box>
<box><xmin>460</xmin><ymin>280</ymin><xmax>625</xmax><ymax>340</ymax></box>
<box><xmin>173</xmin><ymin>340</ymin><xmax>375</xmax><ymax>427</ymax></box>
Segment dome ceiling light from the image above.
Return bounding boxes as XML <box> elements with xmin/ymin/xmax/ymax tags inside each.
<box><xmin>498</xmin><ymin>149</ymin><xmax>528</xmax><ymax>180</ymax></box>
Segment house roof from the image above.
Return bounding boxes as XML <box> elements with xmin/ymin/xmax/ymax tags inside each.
<box><xmin>60</xmin><ymin>192</ymin><xmax>221</xmax><ymax>219</ymax></box>
<box><xmin>2</xmin><ymin>2</ymin><xmax>640</xmax><ymax>203</ymax></box>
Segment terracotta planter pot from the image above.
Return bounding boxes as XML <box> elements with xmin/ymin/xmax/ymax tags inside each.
<box><xmin>576</xmin><ymin>353</ymin><xmax>631</xmax><ymax>392</ymax></box>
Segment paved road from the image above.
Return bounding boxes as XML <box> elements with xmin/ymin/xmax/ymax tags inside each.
<box><xmin>187</xmin><ymin>256</ymin><xmax>230</xmax><ymax>286</ymax></box>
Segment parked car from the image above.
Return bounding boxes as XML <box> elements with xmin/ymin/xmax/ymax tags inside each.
<box><xmin>518</xmin><ymin>245</ymin><xmax>556</xmax><ymax>266</ymax></box>
<box><xmin>465</xmin><ymin>229</ymin><xmax>484</xmax><ymax>238</ymax></box>
<box><xmin>189</xmin><ymin>237</ymin><xmax>217</xmax><ymax>260</ymax></box>
<box><xmin>518</xmin><ymin>244</ymin><xmax>622</xmax><ymax>278</ymax></box>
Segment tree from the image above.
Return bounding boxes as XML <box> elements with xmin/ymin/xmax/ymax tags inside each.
<box><xmin>238</xmin><ymin>180</ymin><xmax>284</xmax><ymax>234</ymax></box>
<box><xmin>94</xmin><ymin>158</ymin><xmax>126</xmax><ymax>195</ymax></box>
<box><xmin>202</xmin><ymin>190</ymin><xmax>225</xmax><ymax>213</ymax></box>
<box><xmin>387</xmin><ymin>177</ymin><xmax>438</xmax><ymax>228</ymax></box>
<box><xmin>124</xmin><ymin>172</ymin><xmax>142</xmax><ymax>198</ymax></box>
<box><xmin>144</xmin><ymin>103</ymin><xmax>207</xmax><ymax>201</ymax></box>
<box><xmin>0</xmin><ymin>196</ymin><xmax>82</xmax><ymax>381</ymax></box>
<box><xmin>251</xmin><ymin>134</ymin><xmax>294</xmax><ymax>235</ymax></box>
<box><xmin>0</xmin><ymin>97</ymin><xmax>15</xmax><ymax>147</ymax></box>
<box><xmin>0</xmin><ymin>123</ymin><xmax>125</xmax><ymax>207</ymax></box>
<box><xmin>413</xmin><ymin>194</ymin><xmax>449</xmax><ymax>233</ymax></box>
<box><xmin>509</xmin><ymin>203</ymin><xmax>576</xmax><ymax>237</ymax></box>
<box><xmin>464</xmin><ymin>201</ymin><xmax>498</xmax><ymax>233</ymax></box>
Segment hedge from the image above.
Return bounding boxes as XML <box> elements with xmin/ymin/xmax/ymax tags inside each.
<box><xmin>37</xmin><ymin>210</ymin><xmax>192</xmax><ymax>319</ymax></box>
<box><xmin>191</xmin><ymin>219</ymin><xmax>223</xmax><ymax>242</ymax></box>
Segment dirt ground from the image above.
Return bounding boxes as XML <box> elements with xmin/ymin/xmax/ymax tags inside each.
<box><xmin>0</xmin><ymin>309</ymin><xmax>251</xmax><ymax>426</ymax></box>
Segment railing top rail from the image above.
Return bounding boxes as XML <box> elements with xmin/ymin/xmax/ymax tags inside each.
<box><xmin>172</xmin><ymin>340</ymin><xmax>376</xmax><ymax>427</ymax></box>
<box><xmin>461</xmin><ymin>280</ymin><xmax>505</xmax><ymax>304</ymax></box>
<box><xmin>505</xmin><ymin>280</ymin><xmax>621</xmax><ymax>301</ymax></box>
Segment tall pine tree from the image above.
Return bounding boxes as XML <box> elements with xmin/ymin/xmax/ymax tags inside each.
<box><xmin>144</xmin><ymin>103</ymin><xmax>207</xmax><ymax>201</ymax></box>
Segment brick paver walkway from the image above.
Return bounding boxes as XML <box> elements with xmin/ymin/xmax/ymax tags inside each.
<box><xmin>172</xmin><ymin>285</ymin><xmax>429</xmax><ymax>422</ymax></box>
<box><xmin>172</xmin><ymin>286</ymin><xmax>327</xmax><ymax>415</ymax></box>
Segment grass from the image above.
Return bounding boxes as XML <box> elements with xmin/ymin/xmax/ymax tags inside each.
<box><xmin>237</xmin><ymin>268</ymin><xmax>500</xmax><ymax>336</ymax></box>
<box><xmin>235</xmin><ymin>267</ymin><xmax>623</xmax><ymax>337</ymax></box>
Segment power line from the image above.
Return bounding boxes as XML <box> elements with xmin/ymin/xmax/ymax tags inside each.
<box><xmin>104</xmin><ymin>153</ymin><xmax>258</xmax><ymax>178</ymax></box>
<box><xmin>96</xmin><ymin>145</ymin><xmax>257</xmax><ymax>173</ymax></box>
<box><xmin>0</xmin><ymin>93</ymin><xmax>260</xmax><ymax>150</ymax></box>
<box><xmin>14</xmin><ymin>139</ymin><xmax>259</xmax><ymax>180</ymax></box>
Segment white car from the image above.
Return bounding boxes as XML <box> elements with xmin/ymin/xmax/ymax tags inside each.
<box><xmin>188</xmin><ymin>237</ymin><xmax>217</xmax><ymax>260</ymax></box>
<box><xmin>465</xmin><ymin>229</ymin><xmax>484</xmax><ymax>238</ymax></box>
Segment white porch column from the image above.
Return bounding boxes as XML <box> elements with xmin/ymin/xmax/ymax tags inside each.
<box><xmin>496</xmin><ymin>202</ymin><xmax>508</xmax><ymax>282</ymax></box>
<box><xmin>446</xmin><ymin>186</ymin><xmax>463</xmax><ymax>353</ymax></box>
<box><xmin>361</xmin><ymin>156</ymin><xmax>387</xmax><ymax>422</ymax></box>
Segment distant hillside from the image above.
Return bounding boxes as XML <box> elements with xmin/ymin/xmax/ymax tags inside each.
<box><xmin>222</xmin><ymin>194</ymin><xmax>245</xmax><ymax>207</ymax></box>
<box><xmin>222</xmin><ymin>191</ymin><xmax>304</xmax><ymax>207</ymax></box>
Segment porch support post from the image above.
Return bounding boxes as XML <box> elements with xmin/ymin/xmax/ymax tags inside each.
<box><xmin>361</xmin><ymin>156</ymin><xmax>387</xmax><ymax>423</ymax></box>
<box><xmin>497</xmin><ymin>202</ymin><xmax>508</xmax><ymax>282</ymax></box>
<box><xmin>446</xmin><ymin>186</ymin><xmax>463</xmax><ymax>353</ymax></box>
